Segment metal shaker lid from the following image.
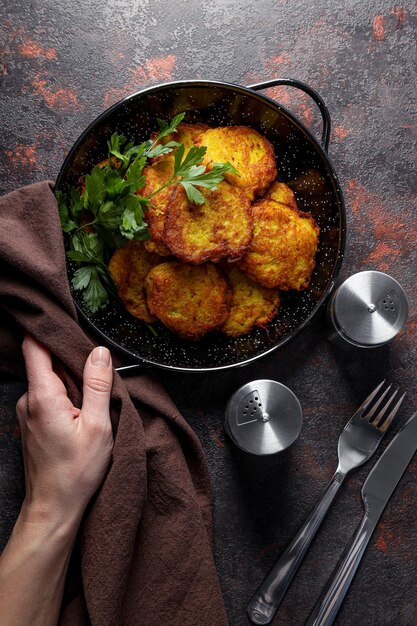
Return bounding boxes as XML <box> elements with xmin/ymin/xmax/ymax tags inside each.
<box><xmin>225</xmin><ymin>380</ymin><xmax>303</xmax><ymax>455</ymax></box>
<box><xmin>332</xmin><ymin>271</ymin><xmax>408</xmax><ymax>347</ymax></box>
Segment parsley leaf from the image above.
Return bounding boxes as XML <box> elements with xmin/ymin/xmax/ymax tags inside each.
<box><xmin>72</xmin><ymin>265</ymin><xmax>109</xmax><ymax>313</ymax></box>
<box><xmin>180</xmin><ymin>183</ymin><xmax>206</xmax><ymax>205</ymax></box>
<box><xmin>120</xmin><ymin>195</ymin><xmax>143</xmax><ymax>239</ymax></box>
<box><xmin>155</xmin><ymin>112</ymin><xmax>186</xmax><ymax>140</ymax></box>
<box><xmin>107</xmin><ymin>133</ymin><xmax>128</xmax><ymax>164</ymax></box>
<box><xmin>173</xmin><ymin>145</ymin><xmax>207</xmax><ymax>178</ymax></box>
<box><xmin>97</xmin><ymin>200</ymin><xmax>121</xmax><ymax>230</ymax></box>
<box><xmin>182</xmin><ymin>162</ymin><xmax>239</xmax><ymax>188</ymax></box>
<box><xmin>56</xmin><ymin>191</ymin><xmax>77</xmax><ymax>233</ymax></box>
<box><xmin>107</xmin><ymin>134</ymin><xmax>147</xmax><ymax>169</ymax></box>
<box><xmin>84</xmin><ymin>166</ymin><xmax>107</xmax><ymax>212</ymax></box>
<box><xmin>72</xmin><ymin>265</ymin><xmax>95</xmax><ymax>290</ymax></box>
<box><xmin>172</xmin><ymin>147</ymin><xmax>240</xmax><ymax>204</ymax></box>
<box><xmin>125</xmin><ymin>153</ymin><xmax>147</xmax><ymax>191</ymax></box>
<box><xmin>103</xmin><ymin>168</ymin><xmax>131</xmax><ymax>199</ymax></box>
<box><xmin>70</xmin><ymin>231</ymin><xmax>105</xmax><ymax>266</ymax></box>
<box><xmin>147</xmin><ymin>140</ymin><xmax>180</xmax><ymax>159</ymax></box>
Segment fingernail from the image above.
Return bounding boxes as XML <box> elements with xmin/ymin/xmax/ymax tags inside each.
<box><xmin>91</xmin><ymin>346</ymin><xmax>111</xmax><ymax>367</ymax></box>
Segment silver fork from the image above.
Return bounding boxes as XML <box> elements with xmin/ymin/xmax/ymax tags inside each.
<box><xmin>247</xmin><ymin>381</ymin><xmax>405</xmax><ymax>625</ymax></box>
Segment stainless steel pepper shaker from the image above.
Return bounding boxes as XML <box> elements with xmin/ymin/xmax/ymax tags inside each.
<box><xmin>224</xmin><ymin>380</ymin><xmax>303</xmax><ymax>455</ymax></box>
<box><xmin>327</xmin><ymin>270</ymin><xmax>408</xmax><ymax>350</ymax></box>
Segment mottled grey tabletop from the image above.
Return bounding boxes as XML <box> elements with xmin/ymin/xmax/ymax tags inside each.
<box><xmin>1</xmin><ymin>1</ymin><xmax>416</xmax><ymax>624</ymax></box>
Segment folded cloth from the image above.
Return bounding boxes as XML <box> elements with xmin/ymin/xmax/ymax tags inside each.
<box><xmin>0</xmin><ymin>181</ymin><xmax>228</xmax><ymax>626</ymax></box>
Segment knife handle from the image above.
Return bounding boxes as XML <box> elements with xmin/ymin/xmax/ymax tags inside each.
<box><xmin>305</xmin><ymin>514</ymin><xmax>376</xmax><ymax>626</ymax></box>
<box><xmin>247</xmin><ymin>470</ymin><xmax>346</xmax><ymax>625</ymax></box>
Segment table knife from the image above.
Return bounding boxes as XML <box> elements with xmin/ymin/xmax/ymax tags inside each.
<box><xmin>306</xmin><ymin>410</ymin><xmax>417</xmax><ymax>626</ymax></box>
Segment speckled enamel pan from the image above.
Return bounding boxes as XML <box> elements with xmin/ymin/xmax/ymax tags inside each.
<box><xmin>55</xmin><ymin>78</ymin><xmax>346</xmax><ymax>372</ymax></box>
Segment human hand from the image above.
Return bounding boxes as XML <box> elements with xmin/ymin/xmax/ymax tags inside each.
<box><xmin>0</xmin><ymin>337</ymin><xmax>113</xmax><ymax>626</ymax></box>
<box><xmin>16</xmin><ymin>335</ymin><xmax>114</xmax><ymax>528</ymax></box>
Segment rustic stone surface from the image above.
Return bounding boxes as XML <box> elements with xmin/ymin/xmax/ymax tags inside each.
<box><xmin>1</xmin><ymin>1</ymin><xmax>416</xmax><ymax>624</ymax></box>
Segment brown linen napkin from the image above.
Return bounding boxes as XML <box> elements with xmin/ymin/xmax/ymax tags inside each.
<box><xmin>0</xmin><ymin>181</ymin><xmax>228</xmax><ymax>626</ymax></box>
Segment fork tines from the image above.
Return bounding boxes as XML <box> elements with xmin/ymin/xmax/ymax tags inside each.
<box><xmin>360</xmin><ymin>380</ymin><xmax>405</xmax><ymax>432</ymax></box>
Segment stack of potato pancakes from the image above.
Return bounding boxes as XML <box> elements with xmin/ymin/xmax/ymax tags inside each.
<box><xmin>109</xmin><ymin>123</ymin><xmax>319</xmax><ymax>340</ymax></box>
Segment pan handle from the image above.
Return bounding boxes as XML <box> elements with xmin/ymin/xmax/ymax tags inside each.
<box><xmin>115</xmin><ymin>363</ymin><xmax>147</xmax><ymax>374</ymax></box>
<box><xmin>246</xmin><ymin>78</ymin><xmax>331</xmax><ymax>152</ymax></box>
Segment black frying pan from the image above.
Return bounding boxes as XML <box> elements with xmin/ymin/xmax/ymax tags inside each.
<box><xmin>55</xmin><ymin>78</ymin><xmax>346</xmax><ymax>372</ymax></box>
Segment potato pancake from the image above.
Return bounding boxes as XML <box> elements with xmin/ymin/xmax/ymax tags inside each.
<box><xmin>222</xmin><ymin>265</ymin><xmax>280</xmax><ymax>336</ymax></box>
<box><xmin>265</xmin><ymin>181</ymin><xmax>298</xmax><ymax>210</ymax></box>
<box><xmin>139</xmin><ymin>159</ymin><xmax>174</xmax><ymax>256</ymax></box>
<box><xmin>145</xmin><ymin>262</ymin><xmax>230</xmax><ymax>340</ymax></box>
<box><xmin>108</xmin><ymin>240</ymin><xmax>163</xmax><ymax>322</ymax></box>
<box><xmin>196</xmin><ymin>126</ymin><xmax>277</xmax><ymax>200</ymax></box>
<box><xmin>151</xmin><ymin>122</ymin><xmax>209</xmax><ymax>162</ymax></box>
<box><xmin>108</xmin><ymin>240</ymin><xmax>131</xmax><ymax>291</ymax></box>
<box><xmin>164</xmin><ymin>181</ymin><xmax>252</xmax><ymax>264</ymax></box>
<box><xmin>141</xmin><ymin>124</ymin><xmax>211</xmax><ymax>255</ymax></box>
<box><xmin>237</xmin><ymin>198</ymin><xmax>319</xmax><ymax>290</ymax></box>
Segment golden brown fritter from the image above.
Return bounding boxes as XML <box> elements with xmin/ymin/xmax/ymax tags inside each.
<box><xmin>265</xmin><ymin>181</ymin><xmax>298</xmax><ymax>210</ymax></box>
<box><xmin>222</xmin><ymin>265</ymin><xmax>280</xmax><ymax>336</ymax></box>
<box><xmin>140</xmin><ymin>124</ymin><xmax>211</xmax><ymax>255</ymax></box>
<box><xmin>151</xmin><ymin>122</ymin><xmax>209</xmax><ymax>163</ymax></box>
<box><xmin>237</xmin><ymin>198</ymin><xmax>320</xmax><ymax>291</ymax></box>
<box><xmin>139</xmin><ymin>159</ymin><xmax>174</xmax><ymax>256</ymax></box>
<box><xmin>164</xmin><ymin>181</ymin><xmax>252</xmax><ymax>264</ymax></box>
<box><xmin>145</xmin><ymin>262</ymin><xmax>230</xmax><ymax>340</ymax></box>
<box><xmin>196</xmin><ymin>126</ymin><xmax>277</xmax><ymax>200</ymax></box>
<box><xmin>108</xmin><ymin>240</ymin><xmax>163</xmax><ymax>322</ymax></box>
<box><xmin>108</xmin><ymin>240</ymin><xmax>131</xmax><ymax>292</ymax></box>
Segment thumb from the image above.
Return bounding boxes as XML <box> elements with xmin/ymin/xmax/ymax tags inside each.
<box><xmin>81</xmin><ymin>346</ymin><xmax>113</xmax><ymax>422</ymax></box>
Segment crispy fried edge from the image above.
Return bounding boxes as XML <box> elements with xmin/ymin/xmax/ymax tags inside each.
<box><xmin>221</xmin><ymin>265</ymin><xmax>280</xmax><ymax>336</ymax></box>
<box><xmin>238</xmin><ymin>199</ymin><xmax>320</xmax><ymax>290</ymax></box>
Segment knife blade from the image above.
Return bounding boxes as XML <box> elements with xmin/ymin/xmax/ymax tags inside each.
<box><xmin>362</xmin><ymin>409</ymin><xmax>417</xmax><ymax>518</ymax></box>
<box><xmin>306</xmin><ymin>410</ymin><xmax>417</xmax><ymax>626</ymax></box>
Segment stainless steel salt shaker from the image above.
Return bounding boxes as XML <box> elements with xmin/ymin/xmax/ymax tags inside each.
<box><xmin>224</xmin><ymin>380</ymin><xmax>303</xmax><ymax>455</ymax></box>
<box><xmin>327</xmin><ymin>270</ymin><xmax>408</xmax><ymax>350</ymax></box>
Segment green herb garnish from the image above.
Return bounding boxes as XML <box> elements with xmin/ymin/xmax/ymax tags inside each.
<box><xmin>56</xmin><ymin>112</ymin><xmax>239</xmax><ymax>314</ymax></box>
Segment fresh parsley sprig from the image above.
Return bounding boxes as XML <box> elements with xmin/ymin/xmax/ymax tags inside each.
<box><xmin>56</xmin><ymin>113</ymin><xmax>239</xmax><ymax>314</ymax></box>
<box><xmin>145</xmin><ymin>144</ymin><xmax>239</xmax><ymax>205</ymax></box>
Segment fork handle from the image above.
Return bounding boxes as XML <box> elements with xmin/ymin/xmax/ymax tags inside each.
<box><xmin>247</xmin><ymin>470</ymin><xmax>346</xmax><ymax>625</ymax></box>
<box><xmin>305</xmin><ymin>513</ymin><xmax>376</xmax><ymax>626</ymax></box>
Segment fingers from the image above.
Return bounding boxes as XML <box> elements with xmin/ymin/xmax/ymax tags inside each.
<box><xmin>81</xmin><ymin>347</ymin><xmax>113</xmax><ymax>424</ymax></box>
<box><xmin>22</xmin><ymin>335</ymin><xmax>113</xmax><ymax>427</ymax></box>
<box><xmin>15</xmin><ymin>393</ymin><xmax>28</xmax><ymax>425</ymax></box>
<box><xmin>22</xmin><ymin>334</ymin><xmax>68</xmax><ymax>409</ymax></box>
<box><xmin>22</xmin><ymin>334</ymin><xmax>54</xmax><ymax>393</ymax></box>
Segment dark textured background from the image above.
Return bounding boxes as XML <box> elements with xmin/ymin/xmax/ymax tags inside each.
<box><xmin>1</xmin><ymin>1</ymin><xmax>416</xmax><ymax>624</ymax></box>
